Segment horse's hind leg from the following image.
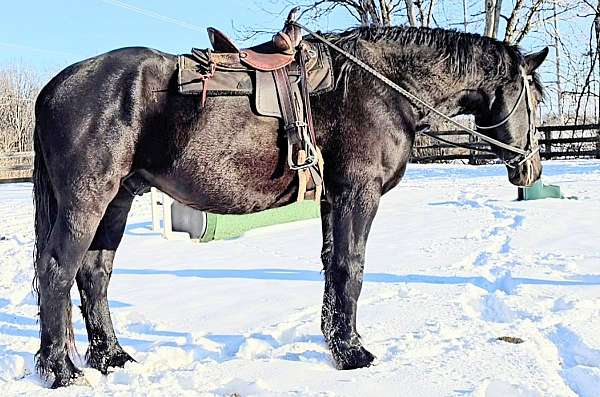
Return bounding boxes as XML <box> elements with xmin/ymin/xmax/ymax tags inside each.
<box><xmin>36</xmin><ymin>203</ymin><xmax>108</xmax><ymax>387</ymax></box>
<box><xmin>76</xmin><ymin>187</ymin><xmax>135</xmax><ymax>374</ymax></box>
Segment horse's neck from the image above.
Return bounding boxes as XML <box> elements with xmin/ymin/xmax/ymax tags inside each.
<box><xmin>314</xmin><ymin>43</ymin><xmax>491</xmax><ymax>133</ymax></box>
<box><xmin>391</xmin><ymin>51</ymin><xmax>494</xmax><ymax>123</ymax></box>
<box><xmin>396</xmin><ymin>54</ymin><xmax>476</xmax><ymax>113</ymax></box>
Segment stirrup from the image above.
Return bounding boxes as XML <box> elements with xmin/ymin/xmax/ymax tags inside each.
<box><xmin>286</xmin><ymin>121</ymin><xmax>318</xmax><ymax>170</ymax></box>
<box><xmin>288</xmin><ymin>140</ymin><xmax>318</xmax><ymax>170</ymax></box>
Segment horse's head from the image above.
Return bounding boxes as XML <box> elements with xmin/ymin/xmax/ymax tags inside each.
<box><xmin>474</xmin><ymin>47</ymin><xmax>548</xmax><ymax>187</ymax></box>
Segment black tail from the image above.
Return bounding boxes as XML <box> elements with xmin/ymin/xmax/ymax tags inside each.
<box><xmin>32</xmin><ymin>124</ymin><xmax>79</xmax><ymax>374</ymax></box>
<box><xmin>33</xmin><ymin>124</ymin><xmax>56</xmax><ymax>271</ymax></box>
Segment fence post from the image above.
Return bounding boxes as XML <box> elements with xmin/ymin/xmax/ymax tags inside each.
<box><xmin>597</xmin><ymin>125</ymin><xmax>600</xmax><ymax>159</ymax></box>
<box><xmin>544</xmin><ymin>129</ymin><xmax>552</xmax><ymax>160</ymax></box>
<box><xmin>151</xmin><ymin>187</ymin><xmax>162</xmax><ymax>233</ymax></box>
<box><xmin>468</xmin><ymin>134</ymin><xmax>477</xmax><ymax>165</ymax></box>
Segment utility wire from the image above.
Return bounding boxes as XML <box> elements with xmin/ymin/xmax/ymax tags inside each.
<box><xmin>0</xmin><ymin>42</ymin><xmax>75</xmax><ymax>57</ymax></box>
<box><xmin>100</xmin><ymin>0</ymin><xmax>206</xmax><ymax>33</ymax></box>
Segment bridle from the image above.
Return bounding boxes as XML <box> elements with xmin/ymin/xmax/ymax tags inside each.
<box><xmin>474</xmin><ymin>67</ymin><xmax>539</xmax><ymax>168</ymax></box>
<box><xmin>291</xmin><ymin>21</ymin><xmax>540</xmax><ymax>169</ymax></box>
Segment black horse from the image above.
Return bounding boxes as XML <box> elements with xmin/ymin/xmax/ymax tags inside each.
<box><xmin>32</xmin><ymin>25</ymin><xmax>547</xmax><ymax>387</ymax></box>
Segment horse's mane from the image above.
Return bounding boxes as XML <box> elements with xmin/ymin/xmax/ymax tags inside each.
<box><xmin>317</xmin><ymin>26</ymin><xmax>543</xmax><ymax>96</ymax></box>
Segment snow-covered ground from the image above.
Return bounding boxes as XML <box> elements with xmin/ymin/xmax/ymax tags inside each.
<box><xmin>1</xmin><ymin>160</ymin><xmax>599</xmax><ymax>396</ymax></box>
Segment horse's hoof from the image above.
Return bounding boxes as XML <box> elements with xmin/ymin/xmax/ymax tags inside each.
<box><xmin>331</xmin><ymin>341</ymin><xmax>375</xmax><ymax>370</ymax></box>
<box><xmin>88</xmin><ymin>345</ymin><xmax>135</xmax><ymax>374</ymax></box>
<box><xmin>50</xmin><ymin>367</ymin><xmax>83</xmax><ymax>388</ymax></box>
<box><xmin>107</xmin><ymin>349</ymin><xmax>136</xmax><ymax>370</ymax></box>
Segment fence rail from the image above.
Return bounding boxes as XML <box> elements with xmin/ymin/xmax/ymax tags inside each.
<box><xmin>0</xmin><ymin>151</ymin><xmax>34</xmax><ymax>183</ymax></box>
<box><xmin>412</xmin><ymin>124</ymin><xmax>600</xmax><ymax>163</ymax></box>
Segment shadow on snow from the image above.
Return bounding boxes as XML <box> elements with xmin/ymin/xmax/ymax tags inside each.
<box><xmin>113</xmin><ymin>267</ymin><xmax>600</xmax><ymax>293</ymax></box>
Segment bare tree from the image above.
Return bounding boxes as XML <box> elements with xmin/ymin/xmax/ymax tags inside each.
<box><xmin>268</xmin><ymin>0</ymin><xmax>593</xmax><ymax>126</ymax></box>
<box><xmin>0</xmin><ymin>67</ymin><xmax>40</xmax><ymax>154</ymax></box>
<box><xmin>296</xmin><ymin>0</ymin><xmax>401</xmax><ymax>26</ymax></box>
<box><xmin>278</xmin><ymin>0</ymin><xmax>441</xmax><ymax>27</ymax></box>
<box><xmin>504</xmin><ymin>0</ymin><xmax>546</xmax><ymax>44</ymax></box>
<box><xmin>573</xmin><ymin>0</ymin><xmax>600</xmax><ymax>125</ymax></box>
<box><xmin>484</xmin><ymin>0</ymin><xmax>503</xmax><ymax>38</ymax></box>
<box><xmin>404</xmin><ymin>0</ymin><xmax>418</xmax><ymax>26</ymax></box>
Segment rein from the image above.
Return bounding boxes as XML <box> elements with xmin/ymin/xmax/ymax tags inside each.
<box><xmin>291</xmin><ymin>22</ymin><xmax>539</xmax><ymax>168</ymax></box>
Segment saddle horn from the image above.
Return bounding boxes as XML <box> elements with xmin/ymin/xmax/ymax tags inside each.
<box><xmin>272</xmin><ymin>7</ymin><xmax>302</xmax><ymax>55</ymax></box>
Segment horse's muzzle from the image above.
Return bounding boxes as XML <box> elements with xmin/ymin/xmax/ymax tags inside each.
<box><xmin>507</xmin><ymin>155</ymin><xmax>542</xmax><ymax>187</ymax></box>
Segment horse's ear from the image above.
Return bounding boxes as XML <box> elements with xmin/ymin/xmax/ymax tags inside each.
<box><xmin>524</xmin><ymin>47</ymin><xmax>549</xmax><ymax>73</ymax></box>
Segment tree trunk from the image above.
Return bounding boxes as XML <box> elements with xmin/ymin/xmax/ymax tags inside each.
<box><xmin>404</xmin><ymin>0</ymin><xmax>417</xmax><ymax>27</ymax></box>
<box><xmin>504</xmin><ymin>0</ymin><xmax>524</xmax><ymax>43</ymax></box>
<box><xmin>379</xmin><ymin>0</ymin><xmax>392</xmax><ymax>26</ymax></box>
<box><xmin>512</xmin><ymin>0</ymin><xmax>545</xmax><ymax>45</ymax></box>
<box><xmin>416</xmin><ymin>0</ymin><xmax>427</xmax><ymax>27</ymax></box>
<box><xmin>596</xmin><ymin>0</ymin><xmax>600</xmax><ymax>157</ymax></box>
<box><xmin>426</xmin><ymin>0</ymin><xmax>436</xmax><ymax>27</ymax></box>
<box><xmin>492</xmin><ymin>0</ymin><xmax>502</xmax><ymax>38</ymax></box>
<box><xmin>552</xmin><ymin>1</ymin><xmax>563</xmax><ymax>123</ymax></box>
<box><xmin>462</xmin><ymin>0</ymin><xmax>468</xmax><ymax>32</ymax></box>
<box><xmin>484</xmin><ymin>0</ymin><xmax>498</xmax><ymax>38</ymax></box>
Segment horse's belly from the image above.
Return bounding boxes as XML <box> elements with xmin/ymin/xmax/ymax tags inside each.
<box><xmin>150</xmin><ymin>128</ymin><xmax>298</xmax><ymax>214</ymax></box>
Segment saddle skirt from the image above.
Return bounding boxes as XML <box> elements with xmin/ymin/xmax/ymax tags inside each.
<box><xmin>177</xmin><ymin>41</ymin><xmax>334</xmax><ymax>119</ymax></box>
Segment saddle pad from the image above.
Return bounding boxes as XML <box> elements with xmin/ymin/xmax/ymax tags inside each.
<box><xmin>178</xmin><ymin>54</ymin><xmax>253</xmax><ymax>96</ymax></box>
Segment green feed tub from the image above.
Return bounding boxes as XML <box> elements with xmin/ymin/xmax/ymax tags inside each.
<box><xmin>171</xmin><ymin>200</ymin><xmax>320</xmax><ymax>242</ymax></box>
<box><xmin>518</xmin><ymin>179</ymin><xmax>563</xmax><ymax>201</ymax></box>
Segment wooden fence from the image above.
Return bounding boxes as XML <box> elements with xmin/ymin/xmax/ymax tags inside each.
<box><xmin>0</xmin><ymin>151</ymin><xmax>33</xmax><ymax>183</ymax></box>
<box><xmin>412</xmin><ymin>124</ymin><xmax>600</xmax><ymax>163</ymax></box>
<box><xmin>0</xmin><ymin>124</ymin><xmax>598</xmax><ymax>182</ymax></box>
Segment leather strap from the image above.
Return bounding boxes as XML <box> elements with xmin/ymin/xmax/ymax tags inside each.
<box><xmin>273</xmin><ymin>52</ymin><xmax>324</xmax><ymax>201</ymax></box>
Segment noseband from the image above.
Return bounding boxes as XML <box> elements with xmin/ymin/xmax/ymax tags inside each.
<box><xmin>291</xmin><ymin>22</ymin><xmax>539</xmax><ymax>169</ymax></box>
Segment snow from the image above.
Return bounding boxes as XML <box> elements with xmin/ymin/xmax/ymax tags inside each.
<box><xmin>0</xmin><ymin>160</ymin><xmax>599</xmax><ymax>396</ymax></box>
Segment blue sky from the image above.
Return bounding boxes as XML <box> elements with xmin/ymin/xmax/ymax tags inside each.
<box><xmin>0</xmin><ymin>0</ymin><xmax>580</xmax><ymax>113</ymax></box>
<box><xmin>0</xmin><ymin>0</ymin><xmax>353</xmax><ymax>78</ymax></box>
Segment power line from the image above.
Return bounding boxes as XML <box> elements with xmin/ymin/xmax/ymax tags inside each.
<box><xmin>0</xmin><ymin>42</ymin><xmax>75</xmax><ymax>57</ymax></box>
<box><xmin>100</xmin><ymin>0</ymin><xmax>206</xmax><ymax>33</ymax></box>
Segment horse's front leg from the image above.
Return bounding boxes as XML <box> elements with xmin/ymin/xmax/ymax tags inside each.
<box><xmin>319</xmin><ymin>198</ymin><xmax>333</xmax><ymax>271</ymax></box>
<box><xmin>322</xmin><ymin>183</ymin><xmax>380</xmax><ymax>370</ymax></box>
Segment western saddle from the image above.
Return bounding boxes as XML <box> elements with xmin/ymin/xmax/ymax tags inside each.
<box><xmin>177</xmin><ymin>8</ymin><xmax>333</xmax><ymax>202</ymax></box>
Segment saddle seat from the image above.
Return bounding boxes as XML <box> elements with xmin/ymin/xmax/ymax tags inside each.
<box><xmin>206</xmin><ymin>21</ymin><xmax>301</xmax><ymax>72</ymax></box>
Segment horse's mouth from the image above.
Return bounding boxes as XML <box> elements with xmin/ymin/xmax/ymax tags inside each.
<box><xmin>507</xmin><ymin>159</ymin><xmax>542</xmax><ymax>187</ymax></box>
